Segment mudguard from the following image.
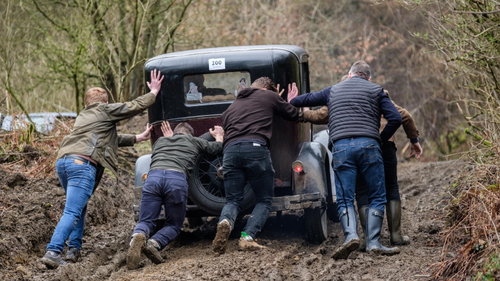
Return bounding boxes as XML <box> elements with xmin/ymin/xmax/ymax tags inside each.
<box><xmin>134</xmin><ymin>154</ymin><xmax>152</xmax><ymax>187</ymax></box>
<box><xmin>293</xmin><ymin>141</ymin><xmax>329</xmax><ymax>198</ymax></box>
<box><xmin>312</xmin><ymin>130</ymin><xmax>336</xmax><ymax>202</ymax></box>
<box><xmin>133</xmin><ymin>154</ymin><xmax>152</xmax><ymax>220</ymax></box>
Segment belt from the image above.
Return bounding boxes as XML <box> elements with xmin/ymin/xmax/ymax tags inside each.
<box><xmin>63</xmin><ymin>154</ymin><xmax>98</xmax><ymax>167</ymax></box>
<box><xmin>227</xmin><ymin>141</ymin><xmax>266</xmax><ymax>147</ymax></box>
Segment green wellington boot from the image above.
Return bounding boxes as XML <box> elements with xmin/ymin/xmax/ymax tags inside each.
<box><xmin>365</xmin><ymin>208</ymin><xmax>400</xmax><ymax>256</ymax></box>
<box><xmin>387</xmin><ymin>200</ymin><xmax>410</xmax><ymax>245</ymax></box>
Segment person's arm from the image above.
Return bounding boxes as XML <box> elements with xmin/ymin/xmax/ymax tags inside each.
<box><xmin>393</xmin><ymin>102</ymin><xmax>419</xmax><ymax>143</ymax></box>
<box><xmin>379</xmin><ymin>90</ymin><xmax>402</xmax><ymax>142</ymax></box>
<box><xmin>273</xmin><ymin>94</ymin><xmax>300</xmax><ymax>121</ymax></box>
<box><xmin>118</xmin><ymin>123</ymin><xmax>152</xmax><ymax>146</ymax></box>
<box><xmin>302</xmin><ymin>106</ymin><xmax>329</xmax><ymax>124</ymax></box>
<box><xmin>118</xmin><ymin>134</ymin><xmax>136</xmax><ymax>147</ymax></box>
<box><xmin>133</xmin><ymin>124</ymin><xmax>153</xmax><ymax>143</ymax></box>
<box><xmin>393</xmin><ymin>102</ymin><xmax>423</xmax><ymax>158</ymax></box>
<box><xmin>106</xmin><ymin>69</ymin><xmax>164</xmax><ymax>121</ymax></box>
<box><xmin>196</xmin><ymin>138</ymin><xmax>223</xmax><ymax>156</ymax></box>
<box><xmin>289</xmin><ymin>85</ymin><xmax>331</xmax><ymax>107</ymax></box>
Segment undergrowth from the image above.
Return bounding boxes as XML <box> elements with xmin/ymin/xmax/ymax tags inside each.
<box><xmin>0</xmin><ymin>122</ymin><xmax>70</xmax><ymax>177</ymax></box>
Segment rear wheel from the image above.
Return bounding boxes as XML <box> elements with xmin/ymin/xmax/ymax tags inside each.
<box><xmin>188</xmin><ymin>154</ymin><xmax>255</xmax><ymax>215</ymax></box>
<box><xmin>304</xmin><ymin>207</ymin><xmax>328</xmax><ymax>244</ymax></box>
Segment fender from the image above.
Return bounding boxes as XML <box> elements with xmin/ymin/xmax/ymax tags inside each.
<box><xmin>312</xmin><ymin>129</ymin><xmax>336</xmax><ymax>202</ymax></box>
<box><xmin>134</xmin><ymin>154</ymin><xmax>152</xmax><ymax>187</ymax></box>
<box><xmin>292</xmin><ymin>141</ymin><xmax>329</xmax><ymax>198</ymax></box>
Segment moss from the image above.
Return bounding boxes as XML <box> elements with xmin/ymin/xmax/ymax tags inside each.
<box><xmin>474</xmin><ymin>253</ymin><xmax>500</xmax><ymax>281</ymax></box>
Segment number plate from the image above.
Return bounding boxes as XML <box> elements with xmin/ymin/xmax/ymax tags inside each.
<box><xmin>208</xmin><ymin>58</ymin><xmax>225</xmax><ymax>71</ymax></box>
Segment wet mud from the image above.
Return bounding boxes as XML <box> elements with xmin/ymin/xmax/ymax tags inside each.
<box><xmin>0</xmin><ymin>160</ymin><xmax>464</xmax><ymax>281</ymax></box>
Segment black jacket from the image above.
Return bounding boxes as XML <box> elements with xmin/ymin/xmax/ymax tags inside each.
<box><xmin>221</xmin><ymin>88</ymin><xmax>299</xmax><ymax>148</ymax></box>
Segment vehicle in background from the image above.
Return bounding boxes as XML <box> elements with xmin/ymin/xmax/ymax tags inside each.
<box><xmin>0</xmin><ymin>112</ymin><xmax>77</xmax><ymax>134</ymax></box>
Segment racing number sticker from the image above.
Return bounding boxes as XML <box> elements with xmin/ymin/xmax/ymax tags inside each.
<box><xmin>208</xmin><ymin>58</ymin><xmax>225</xmax><ymax>71</ymax></box>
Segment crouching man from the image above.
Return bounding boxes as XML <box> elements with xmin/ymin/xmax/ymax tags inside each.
<box><xmin>127</xmin><ymin>121</ymin><xmax>224</xmax><ymax>269</ymax></box>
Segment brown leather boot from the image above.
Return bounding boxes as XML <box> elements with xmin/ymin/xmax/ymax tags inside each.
<box><xmin>387</xmin><ymin>200</ymin><xmax>410</xmax><ymax>245</ymax></box>
<box><xmin>127</xmin><ymin>233</ymin><xmax>146</xmax><ymax>270</ymax></box>
<box><xmin>212</xmin><ymin>219</ymin><xmax>232</xmax><ymax>254</ymax></box>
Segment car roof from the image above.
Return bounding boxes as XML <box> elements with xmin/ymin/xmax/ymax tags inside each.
<box><xmin>146</xmin><ymin>45</ymin><xmax>308</xmax><ymax>64</ymax></box>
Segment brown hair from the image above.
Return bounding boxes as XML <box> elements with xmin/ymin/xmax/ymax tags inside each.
<box><xmin>348</xmin><ymin>60</ymin><xmax>371</xmax><ymax>80</ymax></box>
<box><xmin>173</xmin><ymin>122</ymin><xmax>195</xmax><ymax>135</ymax></box>
<box><xmin>251</xmin><ymin>77</ymin><xmax>278</xmax><ymax>92</ymax></box>
<box><xmin>84</xmin><ymin>87</ymin><xmax>108</xmax><ymax>106</ymax></box>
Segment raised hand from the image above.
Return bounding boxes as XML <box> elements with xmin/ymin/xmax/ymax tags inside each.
<box><xmin>209</xmin><ymin>125</ymin><xmax>224</xmax><ymax>142</ymax></box>
<box><xmin>287</xmin><ymin>82</ymin><xmax>298</xmax><ymax>102</ymax></box>
<box><xmin>276</xmin><ymin>84</ymin><xmax>285</xmax><ymax>96</ymax></box>
<box><xmin>161</xmin><ymin>121</ymin><xmax>173</xmax><ymax>137</ymax></box>
<box><xmin>147</xmin><ymin>69</ymin><xmax>164</xmax><ymax>96</ymax></box>
<box><xmin>135</xmin><ymin>123</ymin><xmax>153</xmax><ymax>142</ymax></box>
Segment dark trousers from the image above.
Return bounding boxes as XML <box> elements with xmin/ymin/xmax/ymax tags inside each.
<box><xmin>133</xmin><ymin>169</ymin><xmax>188</xmax><ymax>249</ymax></box>
<box><xmin>219</xmin><ymin>142</ymin><xmax>274</xmax><ymax>238</ymax></box>
<box><xmin>357</xmin><ymin>141</ymin><xmax>400</xmax><ymax>206</ymax></box>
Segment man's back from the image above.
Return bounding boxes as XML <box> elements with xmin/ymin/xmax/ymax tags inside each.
<box><xmin>222</xmin><ymin>88</ymin><xmax>298</xmax><ymax>148</ymax></box>
<box><xmin>150</xmin><ymin>134</ymin><xmax>222</xmax><ymax>174</ymax></box>
<box><xmin>327</xmin><ymin>76</ymin><xmax>383</xmax><ymax>143</ymax></box>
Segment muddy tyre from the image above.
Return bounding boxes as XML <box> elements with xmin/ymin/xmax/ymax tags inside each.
<box><xmin>304</xmin><ymin>207</ymin><xmax>328</xmax><ymax>244</ymax></box>
<box><xmin>188</xmin><ymin>154</ymin><xmax>255</xmax><ymax>215</ymax></box>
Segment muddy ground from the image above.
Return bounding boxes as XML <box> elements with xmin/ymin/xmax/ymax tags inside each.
<box><xmin>0</xmin><ymin>146</ymin><xmax>465</xmax><ymax>281</ymax></box>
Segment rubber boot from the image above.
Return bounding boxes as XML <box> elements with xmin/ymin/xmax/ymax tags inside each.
<box><xmin>365</xmin><ymin>208</ymin><xmax>400</xmax><ymax>255</ymax></box>
<box><xmin>357</xmin><ymin>205</ymin><xmax>368</xmax><ymax>252</ymax></box>
<box><xmin>387</xmin><ymin>200</ymin><xmax>410</xmax><ymax>245</ymax></box>
<box><xmin>332</xmin><ymin>207</ymin><xmax>360</xmax><ymax>260</ymax></box>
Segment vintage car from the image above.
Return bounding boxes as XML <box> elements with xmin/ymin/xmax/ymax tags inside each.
<box><xmin>133</xmin><ymin>45</ymin><xmax>336</xmax><ymax>243</ymax></box>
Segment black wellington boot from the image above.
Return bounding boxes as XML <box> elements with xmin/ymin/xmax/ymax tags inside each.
<box><xmin>332</xmin><ymin>207</ymin><xmax>360</xmax><ymax>260</ymax></box>
<box><xmin>387</xmin><ymin>200</ymin><xmax>410</xmax><ymax>245</ymax></box>
<box><xmin>365</xmin><ymin>208</ymin><xmax>400</xmax><ymax>256</ymax></box>
<box><xmin>357</xmin><ymin>205</ymin><xmax>368</xmax><ymax>252</ymax></box>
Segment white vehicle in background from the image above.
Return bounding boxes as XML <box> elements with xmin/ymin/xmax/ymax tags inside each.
<box><xmin>0</xmin><ymin>112</ymin><xmax>76</xmax><ymax>134</ymax></box>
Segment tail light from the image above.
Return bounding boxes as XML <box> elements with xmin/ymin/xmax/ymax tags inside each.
<box><xmin>292</xmin><ymin>161</ymin><xmax>305</xmax><ymax>173</ymax></box>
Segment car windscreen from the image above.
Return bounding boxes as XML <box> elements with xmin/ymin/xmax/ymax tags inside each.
<box><xmin>183</xmin><ymin>71</ymin><xmax>251</xmax><ymax>105</ymax></box>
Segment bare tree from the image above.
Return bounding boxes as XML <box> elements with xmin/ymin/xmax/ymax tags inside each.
<box><xmin>30</xmin><ymin>0</ymin><xmax>194</xmax><ymax>112</ymax></box>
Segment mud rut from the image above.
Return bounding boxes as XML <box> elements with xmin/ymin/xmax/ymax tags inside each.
<box><xmin>0</xmin><ymin>160</ymin><xmax>464</xmax><ymax>281</ymax></box>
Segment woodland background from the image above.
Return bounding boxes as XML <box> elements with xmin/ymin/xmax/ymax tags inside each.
<box><xmin>0</xmin><ymin>0</ymin><xmax>498</xmax><ymax>279</ymax></box>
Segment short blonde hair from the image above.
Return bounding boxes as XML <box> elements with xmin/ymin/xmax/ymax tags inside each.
<box><xmin>84</xmin><ymin>87</ymin><xmax>108</xmax><ymax>106</ymax></box>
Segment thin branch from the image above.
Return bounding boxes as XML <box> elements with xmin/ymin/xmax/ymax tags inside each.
<box><xmin>453</xmin><ymin>9</ymin><xmax>500</xmax><ymax>15</ymax></box>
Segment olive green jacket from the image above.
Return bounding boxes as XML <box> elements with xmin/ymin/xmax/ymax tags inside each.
<box><xmin>57</xmin><ymin>92</ymin><xmax>156</xmax><ymax>176</ymax></box>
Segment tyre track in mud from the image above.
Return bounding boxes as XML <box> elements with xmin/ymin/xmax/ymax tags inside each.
<box><xmin>1</xmin><ymin>160</ymin><xmax>464</xmax><ymax>281</ymax></box>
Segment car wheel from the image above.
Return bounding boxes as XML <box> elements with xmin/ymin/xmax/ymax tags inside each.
<box><xmin>304</xmin><ymin>207</ymin><xmax>328</xmax><ymax>244</ymax></box>
<box><xmin>188</xmin><ymin>154</ymin><xmax>255</xmax><ymax>215</ymax></box>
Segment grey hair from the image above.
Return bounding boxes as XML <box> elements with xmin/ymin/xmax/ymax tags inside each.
<box><xmin>348</xmin><ymin>60</ymin><xmax>371</xmax><ymax>80</ymax></box>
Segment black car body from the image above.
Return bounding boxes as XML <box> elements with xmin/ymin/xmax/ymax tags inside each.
<box><xmin>134</xmin><ymin>45</ymin><xmax>336</xmax><ymax>243</ymax></box>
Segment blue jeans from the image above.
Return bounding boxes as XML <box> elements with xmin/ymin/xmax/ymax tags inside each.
<box><xmin>356</xmin><ymin>141</ymin><xmax>400</xmax><ymax>206</ymax></box>
<box><xmin>332</xmin><ymin>137</ymin><xmax>386</xmax><ymax>214</ymax></box>
<box><xmin>133</xmin><ymin>169</ymin><xmax>188</xmax><ymax>249</ymax></box>
<box><xmin>219</xmin><ymin>143</ymin><xmax>274</xmax><ymax>238</ymax></box>
<box><xmin>47</xmin><ymin>156</ymin><xmax>97</xmax><ymax>253</ymax></box>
